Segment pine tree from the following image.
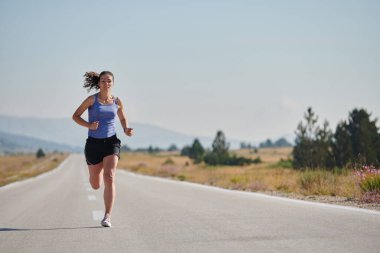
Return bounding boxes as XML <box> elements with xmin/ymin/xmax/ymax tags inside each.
<box><xmin>347</xmin><ymin>109</ymin><xmax>380</xmax><ymax>165</ymax></box>
<box><xmin>315</xmin><ymin>120</ymin><xmax>334</xmax><ymax>168</ymax></box>
<box><xmin>293</xmin><ymin>107</ymin><xmax>333</xmax><ymax>169</ymax></box>
<box><xmin>212</xmin><ymin>130</ymin><xmax>229</xmax><ymax>155</ymax></box>
<box><xmin>189</xmin><ymin>139</ymin><xmax>205</xmax><ymax>163</ymax></box>
<box><xmin>293</xmin><ymin>107</ymin><xmax>317</xmax><ymax>169</ymax></box>
<box><xmin>332</xmin><ymin>121</ymin><xmax>353</xmax><ymax>167</ymax></box>
<box><xmin>204</xmin><ymin>130</ymin><xmax>230</xmax><ymax>165</ymax></box>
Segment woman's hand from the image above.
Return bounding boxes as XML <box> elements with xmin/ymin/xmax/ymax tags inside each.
<box><xmin>124</xmin><ymin>128</ymin><xmax>134</xmax><ymax>136</ymax></box>
<box><xmin>89</xmin><ymin>121</ymin><xmax>99</xmax><ymax>130</ymax></box>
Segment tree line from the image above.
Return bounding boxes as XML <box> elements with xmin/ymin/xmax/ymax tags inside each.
<box><xmin>240</xmin><ymin>137</ymin><xmax>292</xmax><ymax>150</ymax></box>
<box><xmin>121</xmin><ymin>106</ymin><xmax>379</xmax><ymax>170</ymax></box>
<box><xmin>181</xmin><ymin>131</ymin><xmax>261</xmax><ymax>166</ymax></box>
<box><xmin>293</xmin><ymin>107</ymin><xmax>380</xmax><ymax>170</ymax></box>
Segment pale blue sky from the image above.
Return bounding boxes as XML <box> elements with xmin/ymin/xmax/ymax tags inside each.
<box><xmin>0</xmin><ymin>0</ymin><xmax>379</xmax><ymax>143</ymax></box>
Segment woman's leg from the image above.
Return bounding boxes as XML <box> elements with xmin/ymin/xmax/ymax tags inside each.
<box><xmin>102</xmin><ymin>155</ymin><xmax>118</xmax><ymax>215</ymax></box>
<box><xmin>88</xmin><ymin>163</ymin><xmax>104</xmax><ymax>190</ymax></box>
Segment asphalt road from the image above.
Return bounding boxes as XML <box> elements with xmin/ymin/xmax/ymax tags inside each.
<box><xmin>1</xmin><ymin>154</ymin><xmax>380</xmax><ymax>253</ymax></box>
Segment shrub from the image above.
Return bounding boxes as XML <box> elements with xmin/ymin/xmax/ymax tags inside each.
<box><xmin>252</xmin><ymin>157</ymin><xmax>262</xmax><ymax>164</ymax></box>
<box><xmin>227</xmin><ymin>155</ymin><xmax>253</xmax><ymax>166</ymax></box>
<box><xmin>354</xmin><ymin>165</ymin><xmax>380</xmax><ymax>193</ymax></box>
<box><xmin>36</xmin><ymin>148</ymin><xmax>45</xmax><ymax>158</ymax></box>
<box><xmin>276</xmin><ymin>158</ymin><xmax>293</xmax><ymax>168</ymax></box>
<box><xmin>298</xmin><ymin>169</ymin><xmax>336</xmax><ymax>195</ymax></box>
<box><xmin>177</xmin><ymin>174</ymin><xmax>186</xmax><ymax>181</ymax></box>
<box><xmin>162</xmin><ymin>158</ymin><xmax>175</xmax><ymax>165</ymax></box>
<box><xmin>230</xmin><ymin>176</ymin><xmax>242</xmax><ymax>184</ymax></box>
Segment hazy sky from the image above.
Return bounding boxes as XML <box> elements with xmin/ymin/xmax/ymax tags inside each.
<box><xmin>0</xmin><ymin>0</ymin><xmax>379</xmax><ymax>143</ymax></box>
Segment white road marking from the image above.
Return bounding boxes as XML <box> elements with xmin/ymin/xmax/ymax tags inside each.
<box><xmin>92</xmin><ymin>210</ymin><xmax>104</xmax><ymax>221</ymax></box>
<box><xmin>88</xmin><ymin>195</ymin><xmax>96</xmax><ymax>200</ymax></box>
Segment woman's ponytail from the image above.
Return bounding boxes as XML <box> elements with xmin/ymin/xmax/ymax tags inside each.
<box><xmin>83</xmin><ymin>71</ymin><xmax>100</xmax><ymax>91</ymax></box>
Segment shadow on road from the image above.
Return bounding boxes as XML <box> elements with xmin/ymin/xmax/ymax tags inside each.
<box><xmin>0</xmin><ymin>226</ymin><xmax>102</xmax><ymax>232</ymax></box>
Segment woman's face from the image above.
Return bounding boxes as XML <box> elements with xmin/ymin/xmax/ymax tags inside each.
<box><xmin>99</xmin><ymin>74</ymin><xmax>113</xmax><ymax>90</ymax></box>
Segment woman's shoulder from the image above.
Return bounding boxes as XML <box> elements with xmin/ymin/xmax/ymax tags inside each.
<box><xmin>84</xmin><ymin>93</ymin><xmax>97</xmax><ymax>106</ymax></box>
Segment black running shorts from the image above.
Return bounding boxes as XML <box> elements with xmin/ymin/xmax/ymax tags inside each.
<box><xmin>84</xmin><ymin>135</ymin><xmax>121</xmax><ymax>165</ymax></box>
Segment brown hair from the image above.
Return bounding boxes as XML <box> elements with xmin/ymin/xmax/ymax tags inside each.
<box><xmin>83</xmin><ymin>71</ymin><xmax>114</xmax><ymax>91</ymax></box>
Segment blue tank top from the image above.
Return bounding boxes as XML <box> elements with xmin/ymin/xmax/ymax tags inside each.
<box><xmin>88</xmin><ymin>93</ymin><xmax>118</xmax><ymax>138</ymax></box>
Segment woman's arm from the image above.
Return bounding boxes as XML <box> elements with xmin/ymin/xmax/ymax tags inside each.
<box><xmin>72</xmin><ymin>95</ymin><xmax>98</xmax><ymax>130</ymax></box>
<box><xmin>116</xmin><ymin>98</ymin><xmax>133</xmax><ymax>136</ymax></box>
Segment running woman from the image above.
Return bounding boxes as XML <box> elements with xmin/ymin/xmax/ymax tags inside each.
<box><xmin>72</xmin><ymin>71</ymin><xmax>133</xmax><ymax>227</ymax></box>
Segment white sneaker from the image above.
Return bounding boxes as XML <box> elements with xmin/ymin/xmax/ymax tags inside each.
<box><xmin>101</xmin><ymin>215</ymin><xmax>112</xmax><ymax>227</ymax></box>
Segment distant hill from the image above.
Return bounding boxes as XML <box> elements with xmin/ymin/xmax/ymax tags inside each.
<box><xmin>0</xmin><ymin>115</ymin><xmax>294</xmax><ymax>151</ymax></box>
<box><xmin>0</xmin><ymin>131</ymin><xmax>79</xmax><ymax>154</ymax></box>
<box><xmin>0</xmin><ymin>115</ymin><xmax>244</xmax><ymax>149</ymax></box>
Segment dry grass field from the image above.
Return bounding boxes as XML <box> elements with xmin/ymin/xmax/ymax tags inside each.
<box><xmin>0</xmin><ymin>153</ymin><xmax>69</xmax><ymax>187</ymax></box>
<box><xmin>1</xmin><ymin>148</ymin><xmax>376</xmax><ymax>207</ymax></box>
<box><xmin>118</xmin><ymin>147</ymin><xmax>361</xmax><ymax>200</ymax></box>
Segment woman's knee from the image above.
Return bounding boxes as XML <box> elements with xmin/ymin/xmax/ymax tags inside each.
<box><xmin>89</xmin><ymin>179</ymin><xmax>101</xmax><ymax>190</ymax></box>
<box><xmin>103</xmin><ymin>169</ymin><xmax>115</xmax><ymax>184</ymax></box>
